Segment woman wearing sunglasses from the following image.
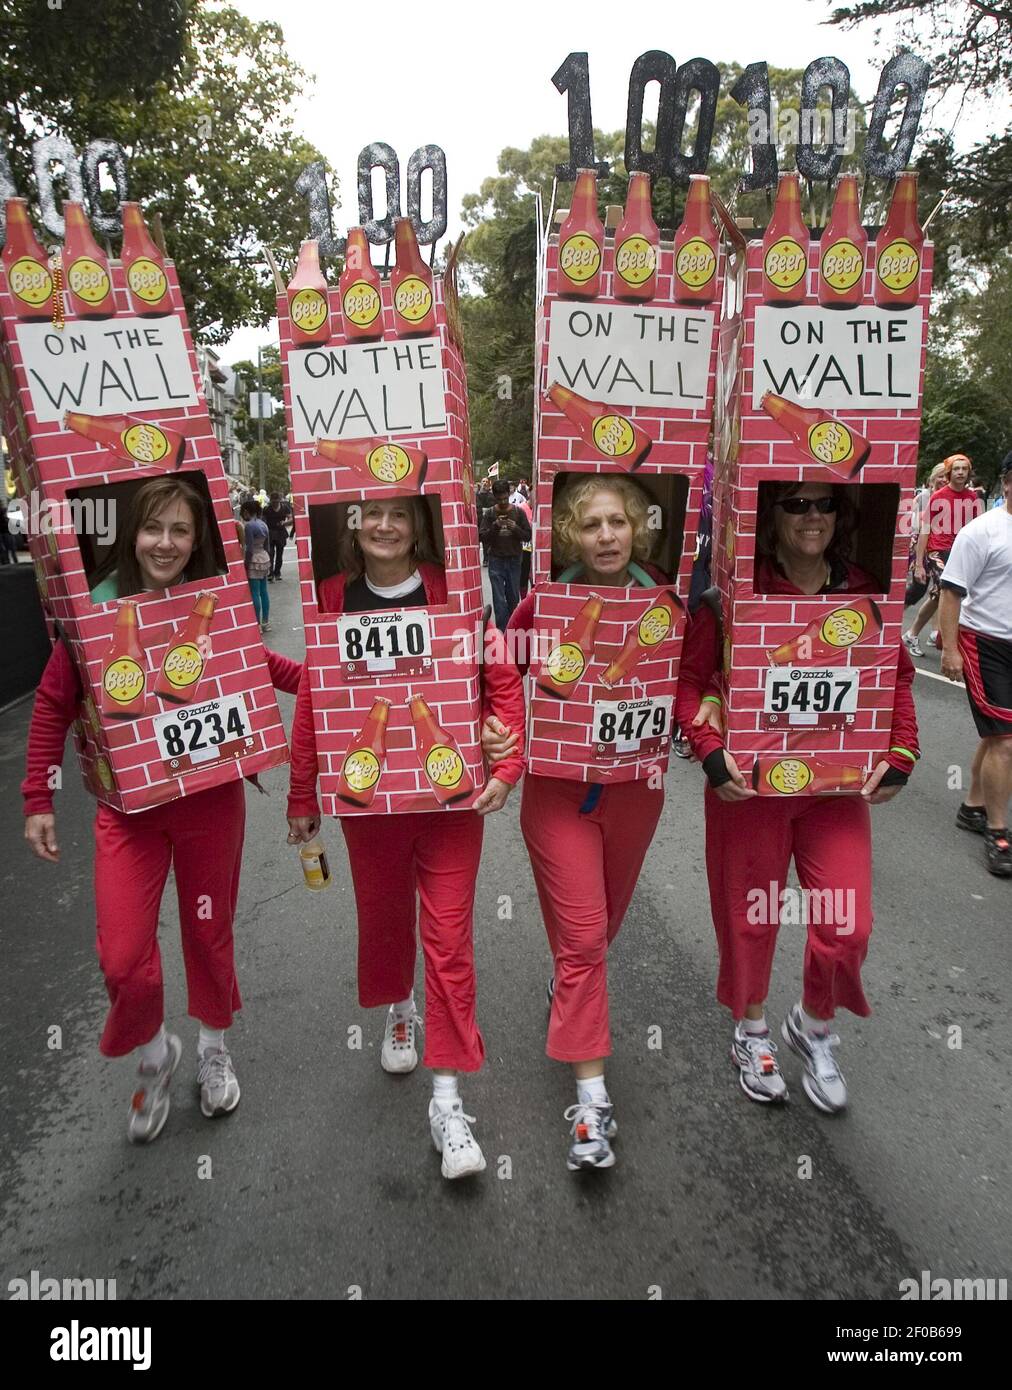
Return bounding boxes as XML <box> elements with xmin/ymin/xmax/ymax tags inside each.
<box><xmin>675</xmin><ymin>481</ymin><xmax>918</xmax><ymax>1114</ymax></box>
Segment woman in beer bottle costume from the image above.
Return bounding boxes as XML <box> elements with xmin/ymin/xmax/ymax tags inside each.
<box><xmin>674</xmin><ymin>480</ymin><xmax>919</xmax><ymax>1113</ymax></box>
<box><xmin>486</xmin><ymin>475</ymin><xmax>670</xmax><ymax>1172</ymax></box>
<box><xmin>23</xmin><ymin>476</ymin><xmax>302</xmax><ymax>1143</ymax></box>
<box><xmin>286</xmin><ymin>496</ymin><xmax>525</xmax><ymax>1181</ymax></box>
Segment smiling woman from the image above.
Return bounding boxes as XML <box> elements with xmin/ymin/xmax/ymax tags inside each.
<box><xmin>86</xmin><ymin>475</ymin><xmax>223</xmax><ymax>602</ymax></box>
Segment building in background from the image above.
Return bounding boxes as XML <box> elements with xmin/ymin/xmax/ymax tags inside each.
<box><xmin>197</xmin><ymin>345</ymin><xmax>249</xmax><ymax>492</ymax></box>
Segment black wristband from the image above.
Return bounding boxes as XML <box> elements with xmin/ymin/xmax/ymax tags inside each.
<box><xmin>703</xmin><ymin>749</ymin><xmax>732</xmax><ymax>788</ymax></box>
<box><xmin>879</xmin><ymin>765</ymin><xmax>910</xmax><ymax>788</ymax></box>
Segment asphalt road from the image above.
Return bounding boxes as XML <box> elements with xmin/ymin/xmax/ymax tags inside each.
<box><xmin>1</xmin><ymin>575</ymin><xmax>1008</xmax><ymax>1301</ymax></box>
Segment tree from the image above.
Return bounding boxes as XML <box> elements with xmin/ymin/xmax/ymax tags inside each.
<box><xmin>230</xmin><ymin>348</ymin><xmax>286</xmax><ymax>451</ymax></box>
<box><xmin>245</xmin><ymin>442</ymin><xmax>290</xmax><ymax>497</ymax></box>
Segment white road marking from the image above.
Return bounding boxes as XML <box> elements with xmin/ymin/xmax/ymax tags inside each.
<box><xmin>914</xmin><ymin>665</ymin><xmax>965</xmax><ymax>688</ymax></box>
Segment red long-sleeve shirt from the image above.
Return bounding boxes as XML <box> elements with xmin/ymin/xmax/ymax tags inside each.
<box><xmin>22</xmin><ymin>640</ymin><xmax>303</xmax><ymax>817</ymax></box>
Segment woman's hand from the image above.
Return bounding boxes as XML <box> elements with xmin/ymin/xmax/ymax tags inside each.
<box><xmin>713</xmin><ymin>752</ymin><xmax>757</xmax><ymax>802</ymax></box>
<box><xmin>691</xmin><ymin>699</ymin><xmax>724</xmax><ymax>737</ymax></box>
<box><xmin>25</xmin><ymin>813</ymin><xmax>59</xmax><ymax>863</ymax></box>
<box><xmin>286</xmin><ymin>815</ymin><xmax>320</xmax><ymax>845</ymax></box>
<box><xmin>861</xmin><ymin>760</ymin><xmax>903</xmax><ymax>805</ymax></box>
<box><xmin>481</xmin><ymin>715</ymin><xmax>518</xmax><ymax>765</ymax></box>
<box><xmin>473</xmin><ymin>777</ymin><xmax>513</xmax><ymax>816</ymax></box>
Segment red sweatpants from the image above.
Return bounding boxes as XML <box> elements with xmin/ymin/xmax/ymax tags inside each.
<box><xmin>704</xmin><ymin>786</ymin><xmax>873</xmax><ymax>1020</ymax></box>
<box><xmin>520</xmin><ymin>775</ymin><xmax>664</xmax><ymax>1062</ymax></box>
<box><xmin>94</xmin><ymin>779</ymin><xmax>246</xmax><ymax>1057</ymax></box>
<box><xmin>340</xmin><ymin>810</ymin><xmax>485</xmax><ymax>1072</ymax></box>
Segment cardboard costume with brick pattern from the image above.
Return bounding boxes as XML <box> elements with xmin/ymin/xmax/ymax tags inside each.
<box><xmin>278</xmin><ymin>227</ymin><xmax>483</xmax><ymax>817</ymax></box>
<box><xmin>711</xmin><ymin>173</ymin><xmax>932</xmax><ymax>796</ymax></box>
<box><xmin>0</xmin><ymin>200</ymin><xmax>290</xmax><ymax>813</ymax></box>
<box><xmin>527</xmin><ymin>172</ymin><xmax>718</xmax><ymax>784</ymax></box>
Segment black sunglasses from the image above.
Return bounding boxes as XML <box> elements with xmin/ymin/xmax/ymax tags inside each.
<box><xmin>774</xmin><ymin>495</ymin><xmax>838</xmax><ymax>515</ymax></box>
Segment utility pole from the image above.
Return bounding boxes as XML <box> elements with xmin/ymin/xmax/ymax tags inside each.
<box><xmin>257</xmin><ymin>343</ymin><xmax>265</xmax><ymax>496</ymax></box>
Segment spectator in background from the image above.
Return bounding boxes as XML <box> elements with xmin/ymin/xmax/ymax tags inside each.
<box><xmin>264</xmin><ymin>491</ymin><xmax>292</xmax><ymax>581</ymax></box>
<box><xmin>480</xmin><ymin>478</ymin><xmax>531</xmax><ymax>630</ymax></box>
<box><xmin>241</xmin><ymin>500</ymin><xmax>272</xmax><ymax>634</ymax></box>
<box><xmin>0</xmin><ymin>500</ymin><xmax>14</xmax><ymax>564</ymax></box>
<box><xmin>512</xmin><ymin>485</ymin><xmax>534</xmax><ymax>599</ymax></box>
<box><xmin>904</xmin><ymin>454</ymin><xmax>982</xmax><ymax>657</ymax></box>
<box><xmin>476</xmin><ymin>478</ymin><xmax>495</xmax><ymax>567</ymax></box>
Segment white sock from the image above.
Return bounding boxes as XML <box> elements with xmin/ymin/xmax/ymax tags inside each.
<box><xmin>138</xmin><ymin>1025</ymin><xmax>168</xmax><ymax>1070</ymax></box>
<box><xmin>198</xmin><ymin>1024</ymin><xmax>225</xmax><ymax>1056</ymax></box>
<box><xmin>432</xmin><ymin>1073</ymin><xmax>459</xmax><ymax>1109</ymax></box>
<box><xmin>741</xmin><ymin>1015</ymin><xmax>769</xmax><ymax>1036</ymax></box>
<box><xmin>392</xmin><ymin>992</ymin><xmax>414</xmax><ymax>1022</ymax></box>
<box><xmin>799</xmin><ymin>1004</ymin><xmax>830</xmax><ymax>1036</ymax></box>
<box><xmin>577</xmin><ymin>1074</ymin><xmax>608</xmax><ymax>1105</ymax></box>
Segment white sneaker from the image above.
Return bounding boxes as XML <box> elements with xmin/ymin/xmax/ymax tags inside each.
<box><xmin>127</xmin><ymin>1034</ymin><xmax>182</xmax><ymax>1144</ymax></box>
<box><xmin>428</xmin><ymin>1098</ymin><xmax>486</xmax><ymax>1179</ymax></box>
<box><xmin>197</xmin><ymin>1045</ymin><xmax>241</xmax><ymax>1118</ymax></box>
<box><xmin>731</xmin><ymin>1023</ymin><xmax>789</xmax><ymax>1103</ymax></box>
<box><xmin>902</xmin><ymin>631</ymin><xmax>923</xmax><ymax>657</ymax></box>
<box><xmin>781</xmin><ymin>1005</ymin><xmax>848</xmax><ymax>1113</ymax></box>
<box><xmin>381</xmin><ymin>1006</ymin><xmax>420</xmax><ymax>1074</ymax></box>
<box><xmin>564</xmin><ymin>1100</ymin><xmax>617</xmax><ymax>1170</ymax></box>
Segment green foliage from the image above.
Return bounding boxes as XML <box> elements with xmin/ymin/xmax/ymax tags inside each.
<box><xmin>246</xmin><ymin>442</ymin><xmax>290</xmax><ymax>497</ymax></box>
<box><xmin>230</xmin><ymin>347</ymin><xmax>286</xmax><ymax>451</ymax></box>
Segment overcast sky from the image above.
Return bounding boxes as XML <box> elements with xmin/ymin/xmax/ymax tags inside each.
<box><xmin>224</xmin><ymin>0</ymin><xmax>996</xmax><ymax>367</ymax></box>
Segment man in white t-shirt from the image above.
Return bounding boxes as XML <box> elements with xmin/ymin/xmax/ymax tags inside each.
<box><xmin>939</xmin><ymin>452</ymin><xmax>1012</xmax><ymax>878</ymax></box>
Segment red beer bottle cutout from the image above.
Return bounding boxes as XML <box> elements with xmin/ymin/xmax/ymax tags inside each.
<box><xmin>407</xmin><ymin>694</ymin><xmax>475</xmax><ymax>805</ymax></box>
<box><xmin>818</xmin><ymin>174</ymin><xmax>867</xmax><ymax>309</ymax></box>
<box><xmin>63</xmin><ymin>201</ymin><xmax>114</xmax><ymax>318</ymax></box>
<box><xmin>613</xmin><ymin>172</ymin><xmax>658</xmax><ymax>302</ymax></box>
<box><xmin>100</xmin><ymin>602</ymin><xmax>147</xmax><ymax>719</ymax></box>
<box><xmin>557</xmin><ymin>169</ymin><xmax>604</xmax><ymax>299</ymax></box>
<box><xmin>600</xmin><ymin>590</ymin><xmax>684</xmax><ymax>688</ymax></box>
<box><xmin>339</xmin><ymin>227</ymin><xmax>384</xmax><ymax>341</ymax></box>
<box><xmin>761</xmin><ymin>174</ymin><xmax>809</xmax><ymax>304</ymax></box>
<box><xmin>546</xmin><ymin>383</ymin><xmax>651</xmax><ymax>471</ymax></box>
<box><xmin>337</xmin><ymin>698</ymin><xmax>391</xmax><ymax>807</ymax></box>
<box><xmin>536</xmin><ymin>594</ymin><xmax>603</xmax><ymax>700</ymax></box>
<box><xmin>767</xmin><ymin>596</ymin><xmax>883</xmax><ymax>665</ymax></box>
<box><xmin>64</xmin><ymin>411</ymin><xmax>186</xmax><ymax>468</ymax></box>
<box><xmin>2</xmin><ymin>199</ymin><xmax>54</xmax><ymax>319</ymax></box>
<box><xmin>120</xmin><ymin>203</ymin><xmax>170</xmax><ymax>316</ymax></box>
<box><xmin>752</xmin><ymin>755</ymin><xmax>865</xmax><ymax>796</ymax></box>
<box><xmin>287</xmin><ymin>239</ymin><xmax>331</xmax><ymax>347</ymax></box>
<box><xmin>154</xmin><ymin>593</ymin><xmax>216</xmax><ymax>705</ymax></box>
<box><xmin>673</xmin><ymin>174</ymin><xmax>719</xmax><ymax>304</ymax></box>
<box><xmin>761</xmin><ymin>392</ymin><xmax>871</xmax><ymax>479</ymax></box>
<box><xmin>874</xmin><ymin>172</ymin><xmax>923</xmax><ymax>309</ymax></box>
<box><xmin>316</xmin><ymin>436</ymin><xmax>427</xmax><ymax>492</ymax></box>
<box><xmin>391</xmin><ymin>218</ymin><xmax>436</xmax><ymax>337</ymax></box>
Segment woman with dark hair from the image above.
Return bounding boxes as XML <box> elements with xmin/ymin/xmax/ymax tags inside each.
<box><xmin>240</xmin><ymin>499</ymin><xmax>271</xmax><ymax>634</ymax></box>
<box><xmin>675</xmin><ymin>480</ymin><xmax>919</xmax><ymax>1114</ymax></box>
<box><xmin>287</xmin><ymin>495</ymin><xmax>525</xmax><ymax>1181</ymax></box>
<box><xmin>23</xmin><ymin>476</ymin><xmax>302</xmax><ymax>1144</ymax></box>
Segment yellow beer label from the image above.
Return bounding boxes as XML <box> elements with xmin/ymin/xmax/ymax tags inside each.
<box><xmin>290</xmin><ymin>287</ymin><xmax>328</xmax><ymax>332</ymax></box>
<box><xmin>675</xmin><ymin>237</ymin><xmax>717</xmax><ymax>289</ymax></box>
<box><xmin>343</xmin><ymin>280</ymin><xmax>381</xmax><ymax>327</ymax></box>
<box><xmin>876</xmin><ymin>238</ymin><xmax>919</xmax><ymax>292</ymax></box>
<box><xmin>394</xmin><ymin>276</ymin><xmax>433</xmax><ymax>323</ymax></box>
<box><xmin>122</xmin><ymin>423</ymin><xmax>169</xmax><ymax>463</ymax></box>
<box><xmin>104</xmin><ymin>658</ymin><xmax>144</xmax><ymax>705</ymax></box>
<box><xmin>615</xmin><ymin>235</ymin><xmax>656</xmax><ymax>286</ymax></box>
<box><xmin>7</xmin><ymin>255</ymin><xmax>53</xmax><ymax>305</ymax></box>
<box><xmin>425</xmin><ymin>744</ymin><xmax>464</xmax><ymax>789</ymax></box>
<box><xmin>127</xmin><ymin>257</ymin><xmax>168</xmax><ymax>304</ymax></box>
<box><xmin>67</xmin><ymin>256</ymin><xmax>110</xmax><ymax>304</ymax></box>
<box><xmin>638</xmin><ymin>604</ymin><xmax>673</xmax><ymax>648</ymax></box>
<box><xmin>366</xmin><ymin>444</ymin><xmax>411</xmax><ymax>484</ymax></box>
<box><xmin>763</xmin><ymin>237</ymin><xmax>807</xmax><ymax>290</ymax></box>
<box><xmin>820</xmin><ymin>238</ymin><xmax>864</xmax><ymax>291</ymax></box>
<box><xmin>342</xmin><ymin>748</ymin><xmax>380</xmax><ymax>792</ymax></box>
<box><xmin>162</xmin><ymin>643</ymin><xmax>204</xmax><ymax>689</ymax></box>
<box><xmin>820</xmin><ymin>606</ymin><xmax>866</xmax><ymax>648</ymax></box>
<box><xmin>559</xmin><ymin>233</ymin><xmax>601</xmax><ymax>284</ymax></box>
<box><xmin>808</xmin><ymin>420</ymin><xmax>854</xmax><ymax>465</ymax></box>
<box><xmin>767</xmin><ymin>758</ymin><xmax>813</xmax><ymax>795</ymax></box>
<box><xmin>545</xmin><ymin>642</ymin><xmax>586</xmax><ymax>686</ymax></box>
<box><xmin>592</xmin><ymin>413</ymin><xmax>635</xmax><ymax>458</ymax></box>
<box><xmin>95</xmin><ymin>757</ymin><xmax>114</xmax><ymax>792</ymax></box>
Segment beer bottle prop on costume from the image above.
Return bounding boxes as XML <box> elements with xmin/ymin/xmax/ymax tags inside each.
<box><xmin>100</xmin><ymin>602</ymin><xmax>147</xmax><ymax>719</ymax></box>
<box><xmin>557</xmin><ymin>169</ymin><xmax>604</xmax><ymax>300</ymax></box>
<box><xmin>600</xmin><ymin>590</ymin><xmax>684</xmax><ymax>688</ymax></box>
<box><xmin>613</xmin><ymin>172</ymin><xmax>658</xmax><ymax>302</ymax></box>
<box><xmin>119</xmin><ymin>203</ymin><xmax>170</xmax><ymax>316</ymax></box>
<box><xmin>873</xmin><ymin>172</ymin><xmax>923</xmax><ymax>309</ymax></box>
<box><xmin>339</xmin><ymin>227</ymin><xmax>384</xmax><ymax>341</ymax></box>
<box><xmin>337</xmin><ymin>698</ymin><xmax>390</xmax><ymax>807</ymax></box>
<box><xmin>62</xmin><ymin>202</ymin><xmax>114</xmax><ymax>318</ymax></box>
<box><xmin>752</xmin><ymin>755</ymin><xmax>865</xmax><ymax>796</ymax></box>
<box><xmin>818</xmin><ymin>174</ymin><xmax>867</xmax><ymax>309</ymax></box>
<box><xmin>767</xmin><ymin>596</ymin><xmax>883</xmax><ymax>665</ymax></box>
<box><xmin>761</xmin><ymin>392</ymin><xmax>871</xmax><ymax>479</ymax></box>
<box><xmin>315</xmin><ymin>437</ymin><xmax>428</xmax><ymax>492</ymax></box>
<box><xmin>673</xmin><ymin>175</ymin><xmax>719</xmax><ymax>304</ymax></box>
<box><xmin>286</xmin><ymin>239</ymin><xmax>331</xmax><ymax>347</ymax></box>
<box><xmin>407</xmin><ymin>694</ymin><xmax>475</xmax><ymax>805</ymax></box>
<box><xmin>154</xmin><ymin>593</ymin><xmax>216</xmax><ymax>705</ymax></box>
<box><xmin>761</xmin><ymin>174</ymin><xmax>809</xmax><ymax>304</ymax></box>
<box><xmin>536</xmin><ymin>594</ymin><xmax>603</xmax><ymax>699</ymax></box>
<box><xmin>546</xmin><ymin>383</ymin><xmax>651</xmax><ymax>471</ymax></box>
<box><xmin>391</xmin><ymin>218</ymin><xmax>436</xmax><ymax>337</ymax></box>
<box><xmin>64</xmin><ymin>411</ymin><xmax>186</xmax><ymax>468</ymax></box>
<box><xmin>2</xmin><ymin>199</ymin><xmax>54</xmax><ymax>319</ymax></box>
